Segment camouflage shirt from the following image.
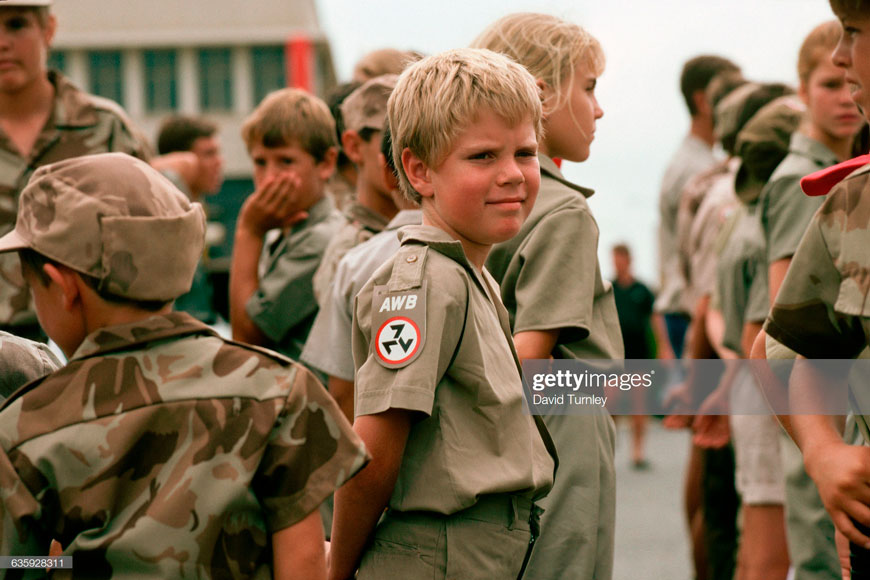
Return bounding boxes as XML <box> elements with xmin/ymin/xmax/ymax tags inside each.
<box><xmin>0</xmin><ymin>71</ymin><xmax>151</xmax><ymax>327</ymax></box>
<box><xmin>765</xmin><ymin>165</ymin><xmax>870</xmax><ymax>358</ymax></box>
<box><xmin>0</xmin><ymin>312</ymin><xmax>368</xmax><ymax>578</ymax></box>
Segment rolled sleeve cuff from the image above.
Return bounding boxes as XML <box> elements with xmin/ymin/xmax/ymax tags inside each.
<box><xmin>355</xmin><ymin>385</ymin><xmax>435</xmax><ymax>418</ymax></box>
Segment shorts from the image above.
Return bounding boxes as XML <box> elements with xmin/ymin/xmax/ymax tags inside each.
<box><xmin>357</xmin><ymin>494</ymin><xmax>536</xmax><ymax>580</ymax></box>
<box><xmin>729</xmin><ymin>366</ymin><xmax>785</xmax><ymax>505</ymax></box>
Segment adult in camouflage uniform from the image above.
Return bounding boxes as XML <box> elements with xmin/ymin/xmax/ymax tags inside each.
<box><xmin>0</xmin><ymin>0</ymin><xmax>150</xmax><ymax>340</ymax></box>
<box><xmin>0</xmin><ymin>153</ymin><xmax>367</xmax><ymax>578</ymax></box>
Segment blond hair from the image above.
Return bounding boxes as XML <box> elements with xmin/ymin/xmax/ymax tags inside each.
<box><xmin>388</xmin><ymin>48</ymin><xmax>543</xmax><ymax>203</ymax></box>
<box><xmin>471</xmin><ymin>12</ymin><xmax>605</xmax><ymax>115</ymax></box>
<box><xmin>798</xmin><ymin>20</ymin><xmax>843</xmax><ymax>85</ymax></box>
<box><xmin>241</xmin><ymin>88</ymin><xmax>336</xmax><ymax>161</ymax></box>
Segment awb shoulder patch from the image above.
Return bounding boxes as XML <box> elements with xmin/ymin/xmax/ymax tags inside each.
<box><xmin>370</xmin><ymin>283</ymin><xmax>426</xmax><ymax>369</ymax></box>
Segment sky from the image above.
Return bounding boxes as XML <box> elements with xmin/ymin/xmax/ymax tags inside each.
<box><xmin>314</xmin><ymin>0</ymin><xmax>837</xmax><ymax>284</ymax></box>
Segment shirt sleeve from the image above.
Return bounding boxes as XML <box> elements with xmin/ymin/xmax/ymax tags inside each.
<box><xmin>511</xmin><ymin>207</ymin><xmax>598</xmax><ymax>342</ymax></box>
<box><xmin>763</xmin><ymin>174</ymin><xmax>823</xmax><ymax>263</ymax></box>
<box><xmin>351</xmin><ymin>261</ymin><xmax>467</xmax><ymax>418</ymax></box>
<box><xmin>253</xmin><ymin>364</ymin><xmax>368</xmax><ymax>532</ymax></box>
<box><xmin>765</xmin><ymin>205</ymin><xmax>867</xmax><ymax>359</ymax></box>
<box><xmin>300</xmin><ymin>258</ymin><xmax>357</xmax><ymax>382</ymax></box>
<box><xmin>247</xmin><ymin>228</ymin><xmax>325</xmax><ymax>343</ymax></box>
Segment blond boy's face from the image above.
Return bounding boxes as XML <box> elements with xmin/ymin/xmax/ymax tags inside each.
<box><xmin>249</xmin><ymin>142</ymin><xmax>330</xmax><ymax>212</ymax></box>
<box><xmin>413</xmin><ymin>110</ymin><xmax>540</xmax><ymax>267</ymax></box>
<box><xmin>834</xmin><ymin>14</ymin><xmax>870</xmax><ymax>119</ymax></box>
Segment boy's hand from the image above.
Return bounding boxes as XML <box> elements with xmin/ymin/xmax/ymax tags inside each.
<box><xmin>238</xmin><ymin>174</ymin><xmax>308</xmax><ymax>237</ymax></box>
<box><xmin>837</xmin><ymin>529</ymin><xmax>852</xmax><ymax>580</ymax></box>
<box><xmin>804</xmin><ymin>440</ymin><xmax>870</xmax><ymax>549</ymax></box>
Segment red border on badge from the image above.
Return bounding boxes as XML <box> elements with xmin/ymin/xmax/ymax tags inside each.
<box><xmin>375</xmin><ymin>316</ymin><xmax>421</xmax><ymax>365</ymax></box>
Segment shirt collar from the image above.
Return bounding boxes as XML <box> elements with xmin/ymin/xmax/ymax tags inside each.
<box><xmin>386</xmin><ymin>209</ymin><xmax>422</xmax><ymax>230</ymax></box>
<box><xmin>343</xmin><ymin>201</ymin><xmax>391</xmax><ymax>231</ymax></box>
<box><xmin>49</xmin><ymin>70</ymin><xmax>102</xmax><ymax>128</ymax></box>
<box><xmin>538</xmin><ymin>154</ymin><xmax>595</xmax><ymax>198</ymax></box>
<box><xmin>71</xmin><ymin>312</ymin><xmax>217</xmax><ymax>360</ymax></box>
<box><xmin>789</xmin><ymin>132</ymin><xmax>840</xmax><ymax>168</ymax></box>
<box><xmin>291</xmin><ymin>196</ymin><xmax>335</xmax><ymax>234</ymax></box>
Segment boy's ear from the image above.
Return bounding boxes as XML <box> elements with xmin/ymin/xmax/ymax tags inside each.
<box><xmin>43</xmin><ymin>263</ymin><xmax>82</xmax><ymax>312</ymax></box>
<box><xmin>692</xmin><ymin>90</ymin><xmax>711</xmax><ymax>118</ymax></box>
<box><xmin>401</xmin><ymin>148</ymin><xmax>434</xmax><ymax>199</ymax></box>
<box><xmin>341</xmin><ymin>130</ymin><xmax>364</xmax><ymax>164</ymax></box>
<box><xmin>316</xmin><ymin>147</ymin><xmax>338</xmax><ymax>181</ymax></box>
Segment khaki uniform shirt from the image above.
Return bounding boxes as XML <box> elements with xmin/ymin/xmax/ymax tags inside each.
<box><xmin>765</xmin><ymin>165</ymin><xmax>870</xmax><ymax>359</ymax></box>
<box><xmin>247</xmin><ymin>196</ymin><xmax>344</xmax><ymax>360</ymax></box>
<box><xmin>761</xmin><ymin>133</ymin><xmax>837</xmax><ymax>264</ymax></box>
<box><xmin>0</xmin><ymin>312</ymin><xmax>368</xmax><ymax>576</ymax></box>
<box><xmin>715</xmin><ymin>203</ymin><xmax>769</xmax><ymax>355</ymax></box>
<box><xmin>302</xmin><ymin>209</ymin><xmax>421</xmax><ymax>381</ymax></box>
<box><xmin>312</xmin><ymin>201</ymin><xmax>390</xmax><ymax>306</ymax></box>
<box><xmin>0</xmin><ymin>331</ymin><xmax>61</xmax><ymax>400</ymax></box>
<box><xmin>678</xmin><ymin>158</ymin><xmax>740</xmax><ymax>309</ymax></box>
<box><xmin>657</xmin><ymin>135</ymin><xmax>718</xmax><ymax>314</ymax></box>
<box><xmin>0</xmin><ymin>71</ymin><xmax>151</xmax><ymax>327</ymax></box>
<box><xmin>487</xmin><ymin>155</ymin><xmax>624</xmax><ymax>360</ymax></box>
<box><xmin>352</xmin><ymin>225</ymin><xmax>554</xmax><ymax>514</ymax></box>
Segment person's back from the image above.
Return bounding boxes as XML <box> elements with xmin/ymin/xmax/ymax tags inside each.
<box><xmin>0</xmin><ymin>153</ymin><xmax>366</xmax><ymax>577</ymax></box>
<box><xmin>657</xmin><ymin>54</ymin><xmax>741</xmax><ymax>357</ymax></box>
<box><xmin>0</xmin><ymin>330</ymin><xmax>59</xmax><ymax>400</ymax></box>
<box><xmin>0</xmin><ymin>1</ymin><xmax>151</xmax><ymax>342</ymax></box>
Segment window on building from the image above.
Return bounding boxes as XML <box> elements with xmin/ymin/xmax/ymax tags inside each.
<box><xmin>199</xmin><ymin>48</ymin><xmax>232</xmax><ymax>111</ymax></box>
<box><xmin>89</xmin><ymin>50</ymin><xmax>124</xmax><ymax>105</ymax></box>
<box><xmin>252</xmin><ymin>46</ymin><xmax>286</xmax><ymax>105</ymax></box>
<box><xmin>47</xmin><ymin>51</ymin><xmax>65</xmax><ymax>74</ymax></box>
<box><xmin>144</xmin><ymin>49</ymin><xmax>177</xmax><ymax>112</ymax></box>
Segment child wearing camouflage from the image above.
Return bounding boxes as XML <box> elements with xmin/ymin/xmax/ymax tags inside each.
<box><xmin>764</xmin><ymin>1</ymin><xmax>870</xmax><ymax>576</ymax></box>
<box><xmin>0</xmin><ymin>153</ymin><xmax>367</xmax><ymax>577</ymax></box>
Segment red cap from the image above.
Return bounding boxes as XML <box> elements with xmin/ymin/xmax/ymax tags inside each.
<box><xmin>800</xmin><ymin>154</ymin><xmax>870</xmax><ymax>196</ymax></box>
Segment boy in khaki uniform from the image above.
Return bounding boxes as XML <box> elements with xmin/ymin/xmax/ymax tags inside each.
<box><xmin>230</xmin><ymin>88</ymin><xmax>344</xmax><ymax>360</ymax></box>
<box><xmin>328</xmin><ymin>48</ymin><xmax>556</xmax><ymax>580</ymax></box>
<box><xmin>311</xmin><ymin>75</ymin><xmax>400</xmax><ymax>305</ymax></box>
<box><xmin>0</xmin><ymin>153</ymin><xmax>367</xmax><ymax>576</ymax></box>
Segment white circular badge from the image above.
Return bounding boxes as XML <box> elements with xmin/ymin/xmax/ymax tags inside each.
<box><xmin>375</xmin><ymin>316</ymin><xmax>421</xmax><ymax>365</ymax></box>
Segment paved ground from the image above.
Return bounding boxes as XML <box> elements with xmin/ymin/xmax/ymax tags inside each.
<box><xmin>613</xmin><ymin>419</ymin><xmax>693</xmax><ymax>580</ymax></box>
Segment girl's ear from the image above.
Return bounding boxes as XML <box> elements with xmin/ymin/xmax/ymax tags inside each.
<box><xmin>537</xmin><ymin>78</ymin><xmax>555</xmax><ymax>116</ymax></box>
<box><xmin>401</xmin><ymin>148</ymin><xmax>435</xmax><ymax>199</ymax></box>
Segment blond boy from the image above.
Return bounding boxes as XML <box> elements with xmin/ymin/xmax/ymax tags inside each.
<box><xmin>328</xmin><ymin>48</ymin><xmax>556</xmax><ymax>580</ymax></box>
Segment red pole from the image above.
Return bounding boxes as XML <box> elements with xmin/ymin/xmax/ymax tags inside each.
<box><xmin>286</xmin><ymin>35</ymin><xmax>313</xmax><ymax>92</ymax></box>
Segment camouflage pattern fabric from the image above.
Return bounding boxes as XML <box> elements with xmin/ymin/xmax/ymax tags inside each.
<box><xmin>766</xmin><ymin>164</ymin><xmax>870</xmax><ymax>358</ymax></box>
<box><xmin>0</xmin><ymin>312</ymin><xmax>368</xmax><ymax>577</ymax></box>
<box><xmin>311</xmin><ymin>201</ymin><xmax>390</xmax><ymax>306</ymax></box>
<box><xmin>1</xmin><ymin>153</ymin><xmax>205</xmax><ymax>302</ymax></box>
<box><xmin>0</xmin><ymin>71</ymin><xmax>151</xmax><ymax>325</ymax></box>
<box><xmin>0</xmin><ymin>331</ymin><xmax>61</xmax><ymax>400</ymax></box>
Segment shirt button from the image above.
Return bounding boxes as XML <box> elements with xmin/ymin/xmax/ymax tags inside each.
<box><xmin>406</xmin><ymin>255</ymin><xmax>418</xmax><ymax>263</ymax></box>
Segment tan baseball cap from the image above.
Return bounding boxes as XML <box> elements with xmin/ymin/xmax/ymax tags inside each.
<box><xmin>340</xmin><ymin>74</ymin><xmax>398</xmax><ymax>133</ymax></box>
<box><xmin>0</xmin><ymin>1</ymin><xmax>53</xmax><ymax>6</ymax></box>
<box><xmin>734</xmin><ymin>96</ymin><xmax>804</xmax><ymax>204</ymax></box>
<box><xmin>0</xmin><ymin>153</ymin><xmax>206</xmax><ymax>301</ymax></box>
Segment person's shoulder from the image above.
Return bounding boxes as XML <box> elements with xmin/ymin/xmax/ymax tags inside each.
<box><xmin>816</xmin><ymin>164</ymin><xmax>870</xmax><ymax>231</ymax></box>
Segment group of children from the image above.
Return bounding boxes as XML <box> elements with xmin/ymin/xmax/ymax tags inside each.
<box><xmin>2</xmin><ymin>0</ymin><xmax>870</xmax><ymax>578</ymax></box>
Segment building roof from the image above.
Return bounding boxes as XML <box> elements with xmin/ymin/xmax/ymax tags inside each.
<box><xmin>52</xmin><ymin>0</ymin><xmax>327</xmax><ymax>48</ymax></box>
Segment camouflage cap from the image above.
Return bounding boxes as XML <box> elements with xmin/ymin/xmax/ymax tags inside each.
<box><xmin>0</xmin><ymin>153</ymin><xmax>206</xmax><ymax>301</ymax></box>
<box><xmin>340</xmin><ymin>74</ymin><xmax>398</xmax><ymax>133</ymax></box>
<box><xmin>734</xmin><ymin>96</ymin><xmax>805</xmax><ymax>204</ymax></box>
<box><xmin>714</xmin><ymin>82</ymin><xmax>760</xmax><ymax>152</ymax></box>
